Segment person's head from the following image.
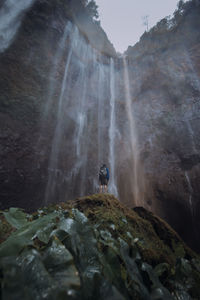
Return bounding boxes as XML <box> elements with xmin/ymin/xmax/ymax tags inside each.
<box><xmin>103</xmin><ymin>164</ymin><xmax>106</xmax><ymax>168</ymax></box>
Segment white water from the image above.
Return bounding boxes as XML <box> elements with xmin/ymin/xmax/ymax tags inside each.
<box><xmin>45</xmin><ymin>27</ymin><xmax>78</xmax><ymax>203</ymax></box>
<box><xmin>185</xmin><ymin>171</ymin><xmax>194</xmax><ymax>216</ymax></box>
<box><xmin>123</xmin><ymin>56</ymin><xmax>140</xmax><ymax>205</ymax></box>
<box><xmin>40</xmin><ymin>22</ymin><xmax>143</xmax><ymax>205</ymax></box>
<box><xmin>97</xmin><ymin>63</ymin><xmax>106</xmax><ymax>168</ymax></box>
<box><xmin>75</xmin><ymin>45</ymin><xmax>90</xmax><ymax>159</ymax></box>
<box><xmin>108</xmin><ymin>58</ymin><xmax>118</xmax><ymax>196</ymax></box>
<box><xmin>185</xmin><ymin>119</ymin><xmax>198</xmax><ymax>154</ymax></box>
<box><xmin>74</xmin><ymin>45</ymin><xmax>90</xmax><ymax>197</ymax></box>
<box><xmin>0</xmin><ymin>0</ymin><xmax>35</xmax><ymax>53</ymax></box>
<box><xmin>37</xmin><ymin>22</ymin><xmax>72</xmax><ymax>150</ymax></box>
<box><xmin>43</xmin><ymin>22</ymin><xmax>72</xmax><ymax>119</ymax></box>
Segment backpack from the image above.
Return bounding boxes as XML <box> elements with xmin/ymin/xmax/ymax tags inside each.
<box><xmin>99</xmin><ymin>166</ymin><xmax>107</xmax><ymax>178</ymax></box>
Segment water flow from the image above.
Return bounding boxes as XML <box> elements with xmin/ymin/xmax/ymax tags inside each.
<box><xmin>184</xmin><ymin>50</ymin><xmax>200</xmax><ymax>92</ymax></box>
<box><xmin>97</xmin><ymin>63</ymin><xmax>106</xmax><ymax>167</ymax></box>
<box><xmin>185</xmin><ymin>171</ymin><xmax>194</xmax><ymax>216</ymax></box>
<box><xmin>38</xmin><ymin>22</ymin><xmax>72</xmax><ymax>148</ymax></box>
<box><xmin>123</xmin><ymin>56</ymin><xmax>140</xmax><ymax>205</ymax></box>
<box><xmin>43</xmin><ymin>22</ymin><xmax>72</xmax><ymax>119</ymax></box>
<box><xmin>0</xmin><ymin>0</ymin><xmax>35</xmax><ymax>53</ymax></box>
<box><xmin>76</xmin><ymin>59</ymin><xmax>88</xmax><ymax>158</ymax></box>
<box><xmin>108</xmin><ymin>58</ymin><xmax>118</xmax><ymax>196</ymax></box>
<box><xmin>45</xmin><ymin>27</ymin><xmax>78</xmax><ymax>203</ymax></box>
<box><xmin>185</xmin><ymin>119</ymin><xmax>198</xmax><ymax>154</ymax></box>
<box><xmin>78</xmin><ymin>49</ymin><xmax>98</xmax><ymax>196</ymax></box>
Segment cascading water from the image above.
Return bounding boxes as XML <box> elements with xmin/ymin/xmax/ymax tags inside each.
<box><xmin>97</xmin><ymin>63</ymin><xmax>106</xmax><ymax>168</ymax></box>
<box><xmin>45</xmin><ymin>26</ymin><xmax>78</xmax><ymax>203</ymax></box>
<box><xmin>37</xmin><ymin>21</ymin><xmax>72</xmax><ymax>150</ymax></box>
<box><xmin>123</xmin><ymin>56</ymin><xmax>140</xmax><ymax>205</ymax></box>
<box><xmin>43</xmin><ymin>22</ymin><xmax>72</xmax><ymax>120</ymax></box>
<box><xmin>108</xmin><ymin>58</ymin><xmax>118</xmax><ymax>196</ymax></box>
<box><xmin>44</xmin><ymin>23</ymin><xmax>110</xmax><ymax>203</ymax></box>
<box><xmin>185</xmin><ymin>119</ymin><xmax>198</xmax><ymax>154</ymax></box>
<box><xmin>0</xmin><ymin>0</ymin><xmax>35</xmax><ymax>53</ymax></box>
<box><xmin>74</xmin><ymin>44</ymin><xmax>91</xmax><ymax>197</ymax></box>
<box><xmin>40</xmin><ymin>19</ymin><xmax>144</xmax><ymax>206</ymax></box>
<box><xmin>185</xmin><ymin>171</ymin><xmax>194</xmax><ymax>216</ymax></box>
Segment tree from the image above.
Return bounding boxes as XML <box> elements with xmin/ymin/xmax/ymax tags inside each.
<box><xmin>142</xmin><ymin>15</ymin><xmax>149</xmax><ymax>31</ymax></box>
<box><xmin>86</xmin><ymin>0</ymin><xmax>99</xmax><ymax>20</ymax></box>
<box><xmin>178</xmin><ymin>0</ymin><xmax>184</xmax><ymax>10</ymax></box>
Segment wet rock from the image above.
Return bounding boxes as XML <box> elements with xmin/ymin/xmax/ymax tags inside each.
<box><xmin>0</xmin><ymin>194</ymin><xmax>199</xmax><ymax>300</ymax></box>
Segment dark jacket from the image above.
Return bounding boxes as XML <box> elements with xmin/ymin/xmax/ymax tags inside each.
<box><xmin>106</xmin><ymin>168</ymin><xmax>109</xmax><ymax>180</ymax></box>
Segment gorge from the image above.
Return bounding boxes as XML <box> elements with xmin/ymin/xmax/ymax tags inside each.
<box><xmin>0</xmin><ymin>0</ymin><xmax>200</xmax><ymax>253</ymax></box>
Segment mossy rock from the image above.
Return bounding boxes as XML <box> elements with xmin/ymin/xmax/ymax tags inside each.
<box><xmin>0</xmin><ymin>194</ymin><xmax>200</xmax><ymax>299</ymax></box>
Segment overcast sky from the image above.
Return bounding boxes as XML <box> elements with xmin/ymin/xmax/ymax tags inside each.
<box><xmin>95</xmin><ymin>0</ymin><xmax>182</xmax><ymax>53</ymax></box>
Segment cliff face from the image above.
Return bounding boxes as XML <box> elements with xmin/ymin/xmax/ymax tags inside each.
<box><xmin>0</xmin><ymin>0</ymin><xmax>116</xmax><ymax>210</ymax></box>
<box><xmin>0</xmin><ymin>0</ymin><xmax>200</xmax><ymax>252</ymax></box>
<box><xmin>124</xmin><ymin>1</ymin><xmax>200</xmax><ymax>251</ymax></box>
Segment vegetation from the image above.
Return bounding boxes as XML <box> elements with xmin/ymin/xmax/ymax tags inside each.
<box><xmin>80</xmin><ymin>0</ymin><xmax>99</xmax><ymax>20</ymax></box>
<box><xmin>140</xmin><ymin>0</ymin><xmax>200</xmax><ymax>38</ymax></box>
<box><xmin>0</xmin><ymin>194</ymin><xmax>200</xmax><ymax>299</ymax></box>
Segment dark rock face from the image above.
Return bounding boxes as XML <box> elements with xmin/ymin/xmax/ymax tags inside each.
<box><xmin>123</xmin><ymin>2</ymin><xmax>200</xmax><ymax>251</ymax></box>
<box><xmin>0</xmin><ymin>0</ymin><xmax>115</xmax><ymax>211</ymax></box>
<box><xmin>0</xmin><ymin>0</ymin><xmax>200</xmax><ymax>252</ymax></box>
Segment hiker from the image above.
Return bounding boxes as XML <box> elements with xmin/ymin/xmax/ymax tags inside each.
<box><xmin>99</xmin><ymin>164</ymin><xmax>109</xmax><ymax>193</ymax></box>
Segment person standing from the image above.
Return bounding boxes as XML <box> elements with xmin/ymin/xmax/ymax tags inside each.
<box><xmin>99</xmin><ymin>164</ymin><xmax>109</xmax><ymax>193</ymax></box>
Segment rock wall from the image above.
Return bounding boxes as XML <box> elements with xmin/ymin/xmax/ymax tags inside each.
<box><xmin>0</xmin><ymin>0</ymin><xmax>115</xmax><ymax>210</ymax></box>
<box><xmin>124</xmin><ymin>1</ymin><xmax>200</xmax><ymax>251</ymax></box>
<box><xmin>0</xmin><ymin>0</ymin><xmax>200</xmax><ymax>252</ymax></box>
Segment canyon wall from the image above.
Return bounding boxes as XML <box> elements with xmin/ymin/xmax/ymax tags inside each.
<box><xmin>0</xmin><ymin>0</ymin><xmax>200</xmax><ymax>251</ymax></box>
<box><xmin>124</xmin><ymin>1</ymin><xmax>200</xmax><ymax>251</ymax></box>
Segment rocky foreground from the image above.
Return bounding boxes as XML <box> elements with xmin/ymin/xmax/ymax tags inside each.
<box><xmin>0</xmin><ymin>194</ymin><xmax>200</xmax><ymax>299</ymax></box>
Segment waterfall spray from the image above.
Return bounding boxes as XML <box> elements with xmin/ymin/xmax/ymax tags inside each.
<box><xmin>0</xmin><ymin>0</ymin><xmax>35</xmax><ymax>53</ymax></box>
<box><xmin>45</xmin><ymin>27</ymin><xmax>78</xmax><ymax>203</ymax></box>
<box><xmin>76</xmin><ymin>47</ymin><xmax>89</xmax><ymax>159</ymax></box>
<box><xmin>108</xmin><ymin>58</ymin><xmax>118</xmax><ymax>196</ymax></box>
<box><xmin>123</xmin><ymin>56</ymin><xmax>140</xmax><ymax>205</ymax></box>
<box><xmin>97</xmin><ymin>64</ymin><xmax>106</xmax><ymax>168</ymax></box>
<box><xmin>37</xmin><ymin>22</ymin><xmax>72</xmax><ymax>151</ymax></box>
<box><xmin>43</xmin><ymin>22</ymin><xmax>72</xmax><ymax>119</ymax></box>
<box><xmin>185</xmin><ymin>171</ymin><xmax>194</xmax><ymax>216</ymax></box>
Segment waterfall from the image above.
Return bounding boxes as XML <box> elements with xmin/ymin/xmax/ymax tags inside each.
<box><xmin>185</xmin><ymin>119</ymin><xmax>198</xmax><ymax>154</ymax></box>
<box><xmin>43</xmin><ymin>22</ymin><xmax>72</xmax><ymax>119</ymax></box>
<box><xmin>185</xmin><ymin>171</ymin><xmax>194</xmax><ymax>216</ymax></box>
<box><xmin>76</xmin><ymin>73</ymin><xmax>87</xmax><ymax>158</ymax></box>
<box><xmin>45</xmin><ymin>27</ymin><xmax>78</xmax><ymax>203</ymax></box>
<box><xmin>97</xmin><ymin>63</ymin><xmax>106</xmax><ymax>168</ymax></box>
<box><xmin>42</xmin><ymin>25</ymin><xmax>142</xmax><ymax>204</ymax></box>
<box><xmin>123</xmin><ymin>56</ymin><xmax>140</xmax><ymax>205</ymax></box>
<box><xmin>108</xmin><ymin>58</ymin><xmax>118</xmax><ymax>196</ymax></box>
<box><xmin>75</xmin><ymin>44</ymin><xmax>91</xmax><ymax>160</ymax></box>
<box><xmin>74</xmin><ymin>45</ymin><xmax>90</xmax><ymax>197</ymax></box>
<box><xmin>37</xmin><ymin>22</ymin><xmax>72</xmax><ymax>150</ymax></box>
<box><xmin>0</xmin><ymin>0</ymin><xmax>35</xmax><ymax>53</ymax></box>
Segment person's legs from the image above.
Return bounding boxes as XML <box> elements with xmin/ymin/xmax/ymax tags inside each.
<box><xmin>104</xmin><ymin>184</ymin><xmax>108</xmax><ymax>193</ymax></box>
<box><xmin>99</xmin><ymin>184</ymin><xmax>103</xmax><ymax>193</ymax></box>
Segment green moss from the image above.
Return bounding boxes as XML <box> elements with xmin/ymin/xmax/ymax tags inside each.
<box><xmin>0</xmin><ymin>194</ymin><xmax>199</xmax><ymax>299</ymax></box>
<box><xmin>64</xmin><ymin>194</ymin><xmax>194</xmax><ymax>267</ymax></box>
<box><xmin>0</xmin><ymin>215</ymin><xmax>15</xmax><ymax>243</ymax></box>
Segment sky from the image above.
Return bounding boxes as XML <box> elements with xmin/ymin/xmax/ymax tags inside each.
<box><xmin>95</xmin><ymin>0</ymin><xmax>182</xmax><ymax>53</ymax></box>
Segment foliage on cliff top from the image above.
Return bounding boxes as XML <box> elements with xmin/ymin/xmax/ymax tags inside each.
<box><xmin>0</xmin><ymin>194</ymin><xmax>200</xmax><ymax>299</ymax></box>
<box><xmin>126</xmin><ymin>0</ymin><xmax>200</xmax><ymax>57</ymax></box>
<box><xmin>144</xmin><ymin>0</ymin><xmax>200</xmax><ymax>38</ymax></box>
